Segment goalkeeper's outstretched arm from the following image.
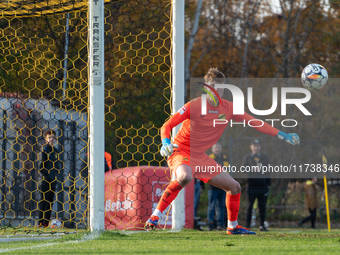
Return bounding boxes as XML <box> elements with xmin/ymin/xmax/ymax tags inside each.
<box><xmin>233</xmin><ymin>111</ymin><xmax>300</xmax><ymax>145</ymax></box>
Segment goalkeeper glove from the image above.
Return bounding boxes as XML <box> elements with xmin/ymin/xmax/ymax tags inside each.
<box><xmin>160</xmin><ymin>138</ymin><xmax>178</xmax><ymax>157</ymax></box>
<box><xmin>276</xmin><ymin>131</ymin><xmax>300</xmax><ymax>145</ymax></box>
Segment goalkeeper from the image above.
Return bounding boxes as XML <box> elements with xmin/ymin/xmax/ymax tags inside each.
<box><xmin>145</xmin><ymin>68</ymin><xmax>300</xmax><ymax>234</ymax></box>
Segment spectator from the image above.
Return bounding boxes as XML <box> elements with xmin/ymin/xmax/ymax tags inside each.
<box><xmin>207</xmin><ymin>142</ymin><xmax>229</xmax><ymax>231</ymax></box>
<box><xmin>38</xmin><ymin>129</ymin><xmax>62</xmax><ymax>227</ymax></box>
<box><xmin>243</xmin><ymin>139</ymin><xmax>271</xmax><ymax>232</ymax></box>
<box><xmin>298</xmin><ymin>177</ymin><xmax>318</xmax><ymax>229</ymax></box>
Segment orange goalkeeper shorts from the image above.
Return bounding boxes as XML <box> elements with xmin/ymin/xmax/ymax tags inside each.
<box><xmin>167</xmin><ymin>149</ymin><xmax>225</xmax><ymax>183</ymax></box>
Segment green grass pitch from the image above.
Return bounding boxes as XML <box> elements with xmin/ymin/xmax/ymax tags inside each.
<box><xmin>1</xmin><ymin>229</ymin><xmax>340</xmax><ymax>254</ymax></box>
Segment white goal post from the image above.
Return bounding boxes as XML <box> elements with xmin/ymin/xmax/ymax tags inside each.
<box><xmin>171</xmin><ymin>0</ymin><xmax>185</xmax><ymax>230</ymax></box>
<box><xmin>88</xmin><ymin>0</ymin><xmax>185</xmax><ymax>231</ymax></box>
<box><xmin>89</xmin><ymin>0</ymin><xmax>105</xmax><ymax>232</ymax></box>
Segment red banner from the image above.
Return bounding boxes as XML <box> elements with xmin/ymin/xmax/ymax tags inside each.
<box><xmin>104</xmin><ymin>166</ymin><xmax>194</xmax><ymax>230</ymax></box>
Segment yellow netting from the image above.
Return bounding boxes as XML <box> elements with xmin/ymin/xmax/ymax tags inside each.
<box><xmin>0</xmin><ymin>0</ymin><xmax>171</xmax><ymax>233</ymax></box>
<box><xmin>0</xmin><ymin>0</ymin><xmax>113</xmax><ymax>16</ymax></box>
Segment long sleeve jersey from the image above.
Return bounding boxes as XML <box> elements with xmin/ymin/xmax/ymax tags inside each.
<box><xmin>161</xmin><ymin>97</ymin><xmax>279</xmax><ymax>155</ymax></box>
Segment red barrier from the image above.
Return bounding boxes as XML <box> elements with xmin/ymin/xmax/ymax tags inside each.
<box><xmin>104</xmin><ymin>166</ymin><xmax>194</xmax><ymax>230</ymax></box>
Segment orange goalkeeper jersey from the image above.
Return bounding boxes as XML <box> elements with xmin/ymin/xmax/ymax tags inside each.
<box><xmin>161</xmin><ymin>97</ymin><xmax>279</xmax><ymax>155</ymax></box>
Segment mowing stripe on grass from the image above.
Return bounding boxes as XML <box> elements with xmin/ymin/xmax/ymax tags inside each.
<box><xmin>276</xmin><ymin>231</ymin><xmax>302</xmax><ymax>233</ymax></box>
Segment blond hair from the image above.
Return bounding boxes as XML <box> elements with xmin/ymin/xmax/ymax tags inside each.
<box><xmin>204</xmin><ymin>68</ymin><xmax>225</xmax><ymax>83</ymax></box>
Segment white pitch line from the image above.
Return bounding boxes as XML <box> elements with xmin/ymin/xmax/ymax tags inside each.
<box><xmin>0</xmin><ymin>232</ymin><xmax>101</xmax><ymax>253</ymax></box>
<box><xmin>0</xmin><ymin>242</ymin><xmax>59</xmax><ymax>253</ymax></box>
<box><xmin>0</xmin><ymin>237</ymin><xmax>61</xmax><ymax>242</ymax></box>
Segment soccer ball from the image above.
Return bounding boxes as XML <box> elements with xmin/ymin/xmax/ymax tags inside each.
<box><xmin>301</xmin><ymin>63</ymin><xmax>328</xmax><ymax>90</ymax></box>
<box><xmin>50</xmin><ymin>219</ymin><xmax>62</xmax><ymax>229</ymax></box>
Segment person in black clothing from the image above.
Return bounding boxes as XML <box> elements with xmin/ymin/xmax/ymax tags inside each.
<box><xmin>38</xmin><ymin>129</ymin><xmax>62</xmax><ymax>227</ymax></box>
<box><xmin>243</xmin><ymin>139</ymin><xmax>271</xmax><ymax>231</ymax></box>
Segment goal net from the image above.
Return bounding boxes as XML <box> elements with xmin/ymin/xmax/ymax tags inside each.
<box><xmin>0</xmin><ymin>0</ymin><xmax>172</xmax><ymax>233</ymax></box>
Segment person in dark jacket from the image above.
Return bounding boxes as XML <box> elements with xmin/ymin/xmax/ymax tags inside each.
<box><xmin>38</xmin><ymin>129</ymin><xmax>62</xmax><ymax>227</ymax></box>
<box><xmin>243</xmin><ymin>139</ymin><xmax>271</xmax><ymax>231</ymax></box>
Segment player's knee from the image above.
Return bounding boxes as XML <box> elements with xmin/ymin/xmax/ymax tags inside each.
<box><xmin>230</xmin><ymin>181</ymin><xmax>241</xmax><ymax>194</ymax></box>
<box><xmin>177</xmin><ymin>173</ymin><xmax>192</xmax><ymax>187</ymax></box>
